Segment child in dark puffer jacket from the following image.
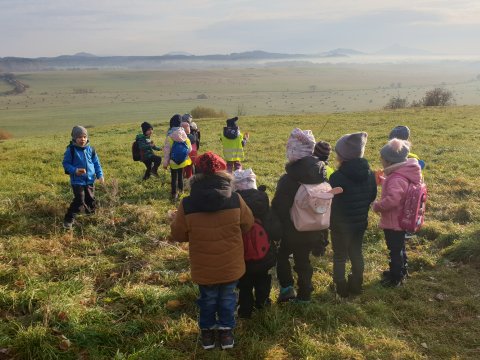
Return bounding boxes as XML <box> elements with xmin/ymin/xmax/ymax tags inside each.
<box><xmin>233</xmin><ymin>168</ymin><xmax>280</xmax><ymax>318</ymax></box>
<box><xmin>329</xmin><ymin>132</ymin><xmax>377</xmax><ymax>298</ymax></box>
<box><xmin>272</xmin><ymin>128</ymin><xmax>327</xmax><ymax>303</ymax></box>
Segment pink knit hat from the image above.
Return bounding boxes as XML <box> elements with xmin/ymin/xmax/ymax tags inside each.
<box><xmin>286</xmin><ymin>128</ymin><xmax>316</xmax><ymax>162</ymax></box>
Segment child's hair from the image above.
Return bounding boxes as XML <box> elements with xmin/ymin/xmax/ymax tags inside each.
<box><xmin>169</xmin><ymin>114</ymin><xmax>182</xmax><ymax>129</ymax></box>
<box><xmin>380</xmin><ymin>138</ymin><xmax>410</xmax><ymax>164</ymax></box>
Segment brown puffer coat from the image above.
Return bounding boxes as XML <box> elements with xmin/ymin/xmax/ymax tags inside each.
<box><xmin>170</xmin><ymin>172</ymin><xmax>254</xmax><ymax>285</ymax></box>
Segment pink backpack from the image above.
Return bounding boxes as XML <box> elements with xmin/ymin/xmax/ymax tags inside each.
<box><xmin>394</xmin><ymin>174</ymin><xmax>428</xmax><ymax>232</ymax></box>
<box><xmin>290</xmin><ymin>182</ymin><xmax>343</xmax><ymax>231</ymax></box>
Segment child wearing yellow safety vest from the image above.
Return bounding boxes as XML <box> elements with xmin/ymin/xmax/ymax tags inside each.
<box><xmin>221</xmin><ymin>117</ymin><xmax>249</xmax><ymax>173</ymax></box>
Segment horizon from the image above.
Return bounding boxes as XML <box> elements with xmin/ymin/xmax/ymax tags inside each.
<box><xmin>2</xmin><ymin>0</ymin><xmax>480</xmax><ymax>58</ymax></box>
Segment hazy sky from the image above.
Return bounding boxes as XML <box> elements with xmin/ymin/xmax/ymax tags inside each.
<box><xmin>2</xmin><ymin>0</ymin><xmax>480</xmax><ymax>57</ymax></box>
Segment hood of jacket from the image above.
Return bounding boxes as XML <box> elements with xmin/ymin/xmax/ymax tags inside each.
<box><xmin>285</xmin><ymin>155</ymin><xmax>326</xmax><ymax>184</ymax></box>
<box><xmin>236</xmin><ymin>188</ymin><xmax>269</xmax><ymax>220</ymax></box>
<box><xmin>189</xmin><ymin>172</ymin><xmax>235</xmax><ymax>212</ymax></box>
<box><xmin>223</xmin><ymin>127</ymin><xmax>240</xmax><ymax>140</ymax></box>
<box><xmin>338</xmin><ymin>158</ymin><xmax>371</xmax><ymax>183</ymax></box>
<box><xmin>136</xmin><ymin>133</ymin><xmax>148</xmax><ymax>141</ymax></box>
<box><xmin>385</xmin><ymin>158</ymin><xmax>422</xmax><ymax>183</ymax></box>
<box><xmin>169</xmin><ymin>127</ymin><xmax>187</xmax><ymax>142</ymax></box>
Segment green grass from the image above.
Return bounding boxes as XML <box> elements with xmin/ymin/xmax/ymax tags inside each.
<box><xmin>1</xmin><ymin>65</ymin><xmax>480</xmax><ymax>137</ymax></box>
<box><xmin>0</xmin><ymin>106</ymin><xmax>479</xmax><ymax>359</ymax></box>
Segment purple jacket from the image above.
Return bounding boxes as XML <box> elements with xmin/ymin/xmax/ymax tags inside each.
<box><xmin>373</xmin><ymin>158</ymin><xmax>422</xmax><ymax>231</ymax></box>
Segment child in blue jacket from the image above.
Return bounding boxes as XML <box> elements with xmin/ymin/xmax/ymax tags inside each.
<box><xmin>62</xmin><ymin>126</ymin><xmax>104</xmax><ymax>229</ymax></box>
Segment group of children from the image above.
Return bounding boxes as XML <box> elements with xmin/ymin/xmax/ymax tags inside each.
<box><xmin>169</xmin><ymin>124</ymin><xmax>423</xmax><ymax>350</ymax></box>
<box><xmin>61</xmin><ymin>119</ymin><xmax>423</xmax><ymax>351</ymax></box>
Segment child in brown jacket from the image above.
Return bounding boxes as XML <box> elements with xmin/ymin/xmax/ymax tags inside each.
<box><xmin>170</xmin><ymin>151</ymin><xmax>254</xmax><ymax>350</ymax></box>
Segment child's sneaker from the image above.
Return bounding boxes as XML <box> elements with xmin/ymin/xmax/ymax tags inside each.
<box><xmin>63</xmin><ymin>220</ymin><xmax>73</xmax><ymax>230</ymax></box>
<box><xmin>218</xmin><ymin>329</ymin><xmax>234</xmax><ymax>350</ymax></box>
<box><xmin>405</xmin><ymin>232</ymin><xmax>415</xmax><ymax>239</ymax></box>
<box><xmin>277</xmin><ymin>286</ymin><xmax>296</xmax><ymax>303</ymax></box>
<box><xmin>200</xmin><ymin>329</ymin><xmax>216</xmax><ymax>350</ymax></box>
<box><xmin>291</xmin><ymin>298</ymin><xmax>310</xmax><ymax>304</ymax></box>
<box><xmin>381</xmin><ymin>276</ymin><xmax>403</xmax><ymax>288</ymax></box>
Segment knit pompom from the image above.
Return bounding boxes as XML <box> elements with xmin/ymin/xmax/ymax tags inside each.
<box><xmin>389</xmin><ymin>138</ymin><xmax>410</xmax><ymax>153</ymax></box>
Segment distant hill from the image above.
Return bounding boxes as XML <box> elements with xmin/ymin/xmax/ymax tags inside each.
<box><xmin>321</xmin><ymin>48</ymin><xmax>366</xmax><ymax>57</ymax></box>
<box><xmin>164</xmin><ymin>51</ymin><xmax>193</xmax><ymax>57</ymax></box>
<box><xmin>0</xmin><ymin>50</ymin><xmax>320</xmax><ymax>71</ymax></box>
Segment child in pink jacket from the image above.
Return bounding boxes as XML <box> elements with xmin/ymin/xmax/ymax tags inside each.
<box><xmin>372</xmin><ymin>138</ymin><xmax>422</xmax><ymax>287</ymax></box>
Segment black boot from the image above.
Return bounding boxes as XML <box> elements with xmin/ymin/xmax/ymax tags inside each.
<box><xmin>334</xmin><ymin>280</ymin><xmax>349</xmax><ymax>298</ymax></box>
<box><xmin>347</xmin><ymin>274</ymin><xmax>363</xmax><ymax>296</ymax></box>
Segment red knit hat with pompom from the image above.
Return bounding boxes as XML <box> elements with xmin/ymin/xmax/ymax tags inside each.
<box><xmin>195</xmin><ymin>151</ymin><xmax>227</xmax><ymax>174</ymax></box>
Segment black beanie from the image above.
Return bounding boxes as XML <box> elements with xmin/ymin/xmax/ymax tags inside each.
<box><xmin>170</xmin><ymin>114</ymin><xmax>182</xmax><ymax>129</ymax></box>
<box><xmin>226</xmin><ymin>116</ymin><xmax>239</xmax><ymax>128</ymax></box>
<box><xmin>141</xmin><ymin>122</ymin><xmax>153</xmax><ymax>134</ymax></box>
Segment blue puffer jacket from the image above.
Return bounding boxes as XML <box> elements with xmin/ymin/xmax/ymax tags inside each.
<box><xmin>62</xmin><ymin>142</ymin><xmax>103</xmax><ymax>186</ymax></box>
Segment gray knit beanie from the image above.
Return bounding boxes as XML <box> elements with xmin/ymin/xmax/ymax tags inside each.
<box><xmin>380</xmin><ymin>138</ymin><xmax>410</xmax><ymax>164</ymax></box>
<box><xmin>71</xmin><ymin>125</ymin><xmax>88</xmax><ymax>140</ymax></box>
<box><xmin>334</xmin><ymin>132</ymin><xmax>368</xmax><ymax>161</ymax></box>
<box><xmin>389</xmin><ymin>125</ymin><xmax>410</xmax><ymax>140</ymax></box>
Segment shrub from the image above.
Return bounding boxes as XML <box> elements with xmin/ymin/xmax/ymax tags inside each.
<box><xmin>196</xmin><ymin>93</ymin><xmax>208</xmax><ymax>99</ymax></box>
<box><xmin>422</xmin><ymin>88</ymin><xmax>455</xmax><ymax>106</ymax></box>
<box><xmin>0</xmin><ymin>129</ymin><xmax>13</xmax><ymax>140</ymax></box>
<box><xmin>384</xmin><ymin>97</ymin><xmax>408</xmax><ymax>109</ymax></box>
<box><xmin>190</xmin><ymin>106</ymin><xmax>227</xmax><ymax>119</ymax></box>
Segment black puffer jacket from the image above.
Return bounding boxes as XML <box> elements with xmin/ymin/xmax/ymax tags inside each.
<box><xmin>271</xmin><ymin>156</ymin><xmax>327</xmax><ymax>242</ymax></box>
<box><xmin>329</xmin><ymin>158</ymin><xmax>377</xmax><ymax>232</ymax></box>
<box><xmin>237</xmin><ymin>187</ymin><xmax>281</xmax><ymax>273</ymax></box>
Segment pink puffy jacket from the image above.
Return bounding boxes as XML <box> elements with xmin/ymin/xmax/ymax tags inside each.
<box><xmin>373</xmin><ymin>158</ymin><xmax>422</xmax><ymax>230</ymax></box>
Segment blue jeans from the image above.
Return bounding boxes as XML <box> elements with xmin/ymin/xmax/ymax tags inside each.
<box><xmin>197</xmin><ymin>281</ymin><xmax>238</xmax><ymax>330</ymax></box>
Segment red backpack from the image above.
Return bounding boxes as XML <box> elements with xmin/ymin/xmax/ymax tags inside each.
<box><xmin>243</xmin><ymin>220</ymin><xmax>270</xmax><ymax>261</ymax></box>
<box><xmin>394</xmin><ymin>174</ymin><xmax>428</xmax><ymax>232</ymax></box>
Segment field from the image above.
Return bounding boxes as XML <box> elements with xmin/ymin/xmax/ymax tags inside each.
<box><xmin>1</xmin><ymin>63</ymin><xmax>480</xmax><ymax>137</ymax></box>
<box><xmin>0</xmin><ymin>105</ymin><xmax>479</xmax><ymax>359</ymax></box>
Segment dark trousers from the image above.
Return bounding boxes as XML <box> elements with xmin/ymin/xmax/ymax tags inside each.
<box><xmin>384</xmin><ymin>229</ymin><xmax>407</xmax><ymax>281</ymax></box>
<box><xmin>64</xmin><ymin>185</ymin><xmax>95</xmax><ymax>222</ymax></box>
<box><xmin>237</xmin><ymin>271</ymin><xmax>272</xmax><ymax>318</ymax></box>
<box><xmin>331</xmin><ymin>228</ymin><xmax>365</xmax><ymax>284</ymax></box>
<box><xmin>143</xmin><ymin>155</ymin><xmax>161</xmax><ymax>179</ymax></box>
<box><xmin>170</xmin><ymin>168</ymin><xmax>184</xmax><ymax>195</ymax></box>
<box><xmin>226</xmin><ymin>161</ymin><xmax>242</xmax><ymax>173</ymax></box>
<box><xmin>276</xmin><ymin>237</ymin><xmax>314</xmax><ymax>301</ymax></box>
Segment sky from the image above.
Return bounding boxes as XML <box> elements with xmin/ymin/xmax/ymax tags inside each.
<box><xmin>2</xmin><ymin>0</ymin><xmax>480</xmax><ymax>57</ymax></box>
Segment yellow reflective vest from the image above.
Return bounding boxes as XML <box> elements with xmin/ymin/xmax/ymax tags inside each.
<box><xmin>221</xmin><ymin>133</ymin><xmax>245</xmax><ymax>161</ymax></box>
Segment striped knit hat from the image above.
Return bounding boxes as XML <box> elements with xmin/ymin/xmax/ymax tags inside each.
<box><xmin>313</xmin><ymin>141</ymin><xmax>331</xmax><ymax>161</ymax></box>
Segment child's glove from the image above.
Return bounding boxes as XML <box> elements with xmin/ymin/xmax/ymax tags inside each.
<box><xmin>375</xmin><ymin>170</ymin><xmax>385</xmax><ymax>186</ymax></box>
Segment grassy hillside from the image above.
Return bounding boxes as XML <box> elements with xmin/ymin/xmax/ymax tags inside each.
<box><xmin>1</xmin><ymin>65</ymin><xmax>480</xmax><ymax>137</ymax></box>
<box><xmin>0</xmin><ymin>106</ymin><xmax>479</xmax><ymax>359</ymax></box>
